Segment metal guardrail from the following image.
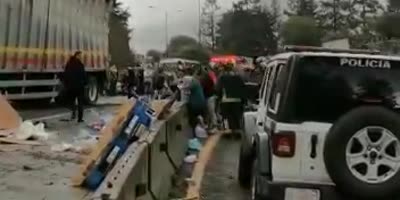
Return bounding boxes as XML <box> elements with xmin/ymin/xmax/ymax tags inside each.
<box><xmin>90</xmin><ymin>103</ymin><xmax>189</xmax><ymax>200</ymax></box>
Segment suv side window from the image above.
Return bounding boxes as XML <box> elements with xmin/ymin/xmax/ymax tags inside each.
<box><xmin>260</xmin><ymin>67</ymin><xmax>272</xmax><ymax>105</ymax></box>
<box><xmin>267</xmin><ymin>64</ymin><xmax>284</xmax><ymax>114</ymax></box>
<box><xmin>263</xmin><ymin>62</ymin><xmax>277</xmax><ymax>105</ymax></box>
<box><xmin>259</xmin><ymin>67</ymin><xmax>269</xmax><ymax>99</ymax></box>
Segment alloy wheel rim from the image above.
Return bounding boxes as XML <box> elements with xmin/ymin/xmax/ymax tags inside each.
<box><xmin>346</xmin><ymin>126</ymin><xmax>400</xmax><ymax>184</ymax></box>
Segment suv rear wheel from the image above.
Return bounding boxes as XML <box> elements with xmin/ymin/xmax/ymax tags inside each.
<box><xmin>251</xmin><ymin>160</ymin><xmax>271</xmax><ymax>200</ymax></box>
<box><xmin>324</xmin><ymin>106</ymin><xmax>400</xmax><ymax>199</ymax></box>
<box><xmin>238</xmin><ymin>145</ymin><xmax>253</xmax><ymax>188</ymax></box>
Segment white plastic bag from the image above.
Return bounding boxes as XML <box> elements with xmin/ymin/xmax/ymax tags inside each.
<box><xmin>184</xmin><ymin>154</ymin><xmax>198</xmax><ymax>164</ymax></box>
<box><xmin>195</xmin><ymin>125</ymin><xmax>208</xmax><ymax>139</ymax></box>
<box><xmin>15</xmin><ymin>121</ymin><xmax>49</xmax><ymax>141</ymax></box>
<box><xmin>51</xmin><ymin>143</ymin><xmax>74</xmax><ymax>152</ymax></box>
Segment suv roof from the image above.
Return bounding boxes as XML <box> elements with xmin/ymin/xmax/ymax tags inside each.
<box><xmin>270</xmin><ymin>45</ymin><xmax>399</xmax><ymax>62</ymax></box>
<box><xmin>270</xmin><ymin>51</ymin><xmax>400</xmax><ymax>62</ymax></box>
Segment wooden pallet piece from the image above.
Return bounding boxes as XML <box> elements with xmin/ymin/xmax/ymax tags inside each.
<box><xmin>0</xmin><ymin>138</ymin><xmax>43</xmax><ymax>146</ymax></box>
<box><xmin>0</xmin><ymin>95</ymin><xmax>21</xmax><ymax>130</ymax></box>
<box><xmin>72</xmin><ymin>99</ymin><xmax>135</xmax><ymax>186</ymax></box>
<box><xmin>151</xmin><ymin>92</ymin><xmax>178</xmax><ymax>120</ymax></box>
<box><xmin>151</xmin><ymin>100</ymin><xmax>169</xmax><ymax>118</ymax></box>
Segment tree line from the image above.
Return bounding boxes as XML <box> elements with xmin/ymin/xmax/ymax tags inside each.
<box><xmin>147</xmin><ymin>0</ymin><xmax>400</xmax><ymax>63</ymax></box>
<box><xmin>109</xmin><ymin>1</ymin><xmax>135</xmax><ymax>68</ymax></box>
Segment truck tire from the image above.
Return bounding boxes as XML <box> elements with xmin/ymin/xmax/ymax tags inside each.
<box><xmin>238</xmin><ymin>145</ymin><xmax>254</xmax><ymax>188</ymax></box>
<box><xmin>85</xmin><ymin>76</ymin><xmax>99</xmax><ymax>105</ymax></box>
<box><xmin>324</xmin><ymin>106</ymin><xmax>400</xmax><ymax>200</ymax></box>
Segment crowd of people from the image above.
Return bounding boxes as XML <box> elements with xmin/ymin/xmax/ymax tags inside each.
<box><xmin>60</xmin><ymin>51</ymin><xmax>258</xmax><ymax>135</ymax></box>
<box><xmin>177</xmin><ymin>63</ymin><xmax>250</xmax><ymax>136</ymax></box>
<box><xmin>117</xmin><ymin>61</ymin><xmax>257</xmax><ymax>137</ymax></box>
<box><xmin>117</xmin><ymin>61</ymin><xmax>251</xmax><ymax>135</ymax></box>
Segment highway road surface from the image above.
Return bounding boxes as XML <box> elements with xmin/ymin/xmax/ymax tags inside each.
<box><xmin>201</xmin><ymin>137</ymin><xmax>250</xmax><ymax>200</ymax></box>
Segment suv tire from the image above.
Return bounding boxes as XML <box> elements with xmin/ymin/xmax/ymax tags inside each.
<box><xmin>324</xmin><ymin>106</ymin><xmax>400</xmax><ymax>200</ymax></box>
<box><xmin>251</xmin><ymin>160</ymin><xmax>271</xmax><ymax>200</ymax></box>
<box><xmin>238</xmin><ymin>145</ymin><xmax>253</xmax><ymax>188</ymax></box>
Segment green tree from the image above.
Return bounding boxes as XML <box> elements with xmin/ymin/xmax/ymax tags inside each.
<box><xmin>166</xmin><ymin>35</ymin><xmax>210</xmax><ymax>62</ymax></box>
<box><xmin>317</xmin><ymin>0</ymin><xmax>348</xmax><ymax>33</ymax></box>
<box><xmin>376</xmin><ymin>0</ymin><xmax>400</xmax><ymax>39</ymax></box>
<box><xmin>353</xmin><ymin>0</ymin><xmax>384</xmax><ymax>28</ymax></box>
<box><xmin>167</xmin><ymin>35</ymin><xmax>198</xmax><ymax>55</ymax></box>
<box><xmin>317</xmin><ymin>0</ymin><xmax>382</xmax><ymax>47</ymax></box>
<box><xmin>216</xmin><ymin>0</ymin><xmax>277</xmax><ymax>55</ymax></box>
<box><xmin>285</xmin><ymin>0</ymin><xmax>318</xmax><ymax>17</ymax></box>
<box><xmin>109</xmin><ymin>2</ymin><xmax>135</xmax><ymax>67</ymax></box>
<box><xmin>270</xmin><ymin>0</ymin><xmax>282</xmax><ymax>33</ymax></box>
<box><xmin>146</xmin><ymin>49</ymin><xmax>163</xmax><ymax>63</ymax></box>
<box><xmin>375</xmin><ymin>13</ymin><xmax>400</xmax><ymax>39</ymax></box>
<box><xmin>201</xmin><ymin>0</ymin><xmax>220</xmax><ymax>50</ymax></box>
<box><xmin>281</xmin><ymin>16</ymin><xmax>322</xmax><ymax>46</ymax></box>
<box><xmin>389</xmin><ymin>0</ymin><xmax>400</xmax><ymax>12</ymax></box>
<box><xmin>350</xmin><ymin>0</ymin><xmax>383</xmax><ymax>48</ymax></box>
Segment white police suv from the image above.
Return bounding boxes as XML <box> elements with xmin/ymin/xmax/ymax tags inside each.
<box><xmin>239</xmin><ymin>46</ymin><xmax>400</xmax><ymax>200</ymax></box>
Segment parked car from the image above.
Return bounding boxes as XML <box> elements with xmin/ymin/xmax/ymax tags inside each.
<box><xmin>239</xmin><ymin>46</ymin><xmax>400</xmax><ymax>200</ymax></box>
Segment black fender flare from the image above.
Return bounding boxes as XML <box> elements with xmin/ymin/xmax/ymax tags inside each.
<box><xmin>254</xmin><ymin>132</ymin><xmax>271</xmax><ymax>177</ymax></box>
<box><xmin>242</xmin><ymin>111</ymin><xmax>258</xmax><ymax>154</ymax></box>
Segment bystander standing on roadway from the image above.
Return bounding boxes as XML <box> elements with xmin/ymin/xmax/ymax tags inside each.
<box><xmin>62</xmin><ymin>51</ymin><xmax>88</xmax><ymax>123</ymax></box>
<box><xmin>216</xmin><ymin>63</ymin><xmax>246</xmax><ymax>134</ymax></box>
<box><xmin>123</xmin><ymin>67</ymin><xmax>137</xmax><ymax>99</ymax></box>
<box><xmin>200</xmin><ymin>66</ymin><xmax>218</xmax><ymax>130</ymax></box>
<box><xmin>180</xmin><ymin>67</ymin><xmax>207</xmax><ymax>136</ymax></box>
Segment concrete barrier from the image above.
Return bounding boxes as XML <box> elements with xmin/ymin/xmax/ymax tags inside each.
<box><xmin>91</xmin><ymin>103</ymin><xmax>190</xmax><ymax>200</ymax></box>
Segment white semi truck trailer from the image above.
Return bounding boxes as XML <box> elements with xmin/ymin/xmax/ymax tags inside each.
<box><xmin>0</xmin><ymin>0</ymin><xmax>112</xmax><ymax>103</ymax></box>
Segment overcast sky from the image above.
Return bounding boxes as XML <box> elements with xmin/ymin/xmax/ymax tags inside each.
<box><xmin>120</xmin><ymin>0</ymin><xmax>388</xmax><ymax>54</ymax></box>
<box><xmin>119</xmin><ymin>0</ymin><xmax>236</xmax><ymax>54</ymax></box>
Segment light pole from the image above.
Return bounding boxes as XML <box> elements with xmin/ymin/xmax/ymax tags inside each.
<box><xmin>198</xmin><ymin>0</ymin><xmax>201</xmax><ymax>44</ymax></box>
<box><xmin>148</xmin><ymin>6</ymin><xmax>183</xmax><ymax>57</ymax></box>
<box><xmin>165</xmin><ymin>11</ymin><xmax>169</xmax><ymax>56</ymax></box>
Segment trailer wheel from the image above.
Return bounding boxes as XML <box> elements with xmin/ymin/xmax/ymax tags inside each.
<box><xmin>85</xmin><ymin>76</ymin><xmax>99</xmax><ymax>105</ymax></box>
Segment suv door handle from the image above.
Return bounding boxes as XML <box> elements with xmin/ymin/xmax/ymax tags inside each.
<box><xmin>310</xmin><ymin>135</ymin><xmax>318</xmax><ymax>159</ymax></box>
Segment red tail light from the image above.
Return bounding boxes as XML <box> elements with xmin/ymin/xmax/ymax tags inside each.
<box><xmin>272</xmin><ymin>132</ymin><xmax>296</xmax><ymax>157</ymax></box>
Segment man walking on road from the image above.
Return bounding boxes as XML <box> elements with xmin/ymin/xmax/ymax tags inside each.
<box><xmin>200</xmin><ymin>66</ymin><xmax>218</xmax><ymax>129</ymax></box>
<box><xmin>63</xmin><ymin>51</ymin><xmax>88</xmax><ymax>123</ymax></box>
<box><xmin>153</xmin><ymin>68</ymin><xmax>166</xmax><ymax>99</ymax></box>
<box><xmin>181</xmin><ymin>67</ymin><xmax>207</xmax><ymax>134</ymax></box>
<box><xmin>216</xmin><ymin>64</ymin><xmax>246</xmax><ymax>134</ymax></box>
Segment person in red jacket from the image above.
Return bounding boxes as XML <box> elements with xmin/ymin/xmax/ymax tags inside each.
<box><xmin>200</xmin><ymin>66</ymin><xmax>218</xmax><ymax>129</ymax></box>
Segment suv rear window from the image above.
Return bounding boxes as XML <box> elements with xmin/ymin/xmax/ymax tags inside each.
<box><xmin>291</xmin><ymin>56</ymin><xmax>400</xmax><ymax>123</ymax></box>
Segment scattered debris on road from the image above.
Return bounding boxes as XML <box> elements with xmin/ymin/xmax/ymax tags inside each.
<box><xmin>0</xmin><ymin>138</ymin><xmax>43</xmax><ymax>146</ymax></box>
<box><xmin>14</xmin><ymin>121</ymin><xmax>51</xmax><ymax>141</ymax></box>
<box><xmin>0</xmin><ymin>95</ymin><xmax>21</xmax><ymax>131</ymax></box>
<box><xmin>22</xmin><ymin>165</ymin><xmax>33</xmax><ymax>171</ymax></box>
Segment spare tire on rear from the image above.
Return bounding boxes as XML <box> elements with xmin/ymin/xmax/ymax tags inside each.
<box><xmin>324</xmin><ymin>106</ymin><xmax>400</xmax><ymax>200</ymax></box>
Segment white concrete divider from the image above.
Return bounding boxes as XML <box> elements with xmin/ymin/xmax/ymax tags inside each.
<box><xmin>91</xmin><ymin>103</ymin><xmax>190</xmax><ymax>200</ymax></box>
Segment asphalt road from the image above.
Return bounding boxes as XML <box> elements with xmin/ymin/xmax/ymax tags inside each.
<box><xmin>15</xmin><ymin>96</ymin><xmax>126</xmax><ymax>120</ymax></box>
<box><xmin>201</xmin><ymin>137</ymin><xmax>251</xmax><ymax>200</ymax></box>
<box><xmin>0</xmin><ymin>107</ymin><xmax>117</xmax><ymax>200</ymax></box>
